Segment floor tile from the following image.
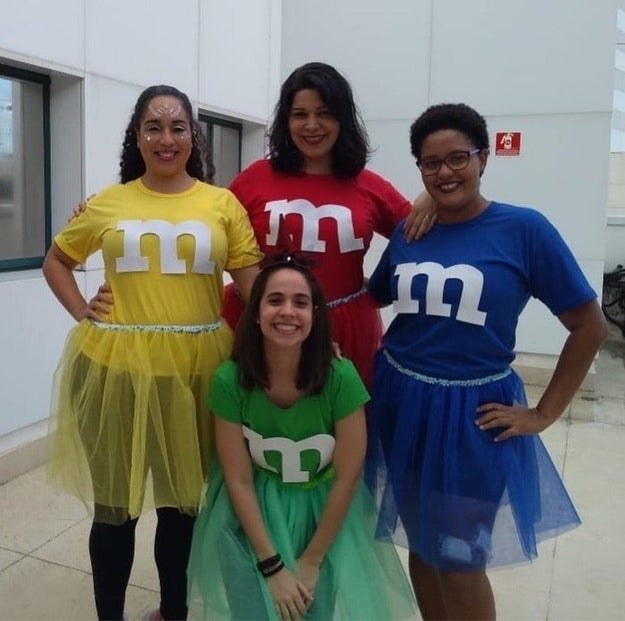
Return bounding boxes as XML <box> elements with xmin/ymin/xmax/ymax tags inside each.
<box><xmin>539</xmin><ymin>418</ymin><xmax>569</xmax><ymax>472</ymax></box>
<box><xmin>564</xmin><ymin>423</ymin><xmax>625</xmax><ymax>533</ymax></box>
<box><xmin>549</xmin><ymin>528</ymin><xmax>625</xmax><ymax>620</ymax></box>
<box><xmin>0</xmin><ymin>554</ymin><xmax>158</xmax><ymax>621</ymax></box>
<box><xmin>591</xmin><ymin>396</ymin><xmax>625</xmax><ymax>425</ymax></box>
<box><xmin>0</xmin><ymin>466</ymin><xmax>87</xmax><ymax>554</ymax></box>
<box><xmin>0</xmin><ymin>547</ymin><xmax>22</xmax><ymax>572</ymax></box>
<box><xmin>490</xmin><ymin>545</ymin><xmax>554</xmax><ymax>620</ymax></box>
<box><xmin>33</xmin><ymin>510</ymin><xmax>160</xmax><ymax>595</ymax></box>
<box><xmin>30</xmin><ymin>516</ymin><xmax>92</xmax><ymax>575</ymax></box>
<box><xmin>0</xmin><ymin>556</ymin><xmax>96</xmax><ymax>620</ymax></box>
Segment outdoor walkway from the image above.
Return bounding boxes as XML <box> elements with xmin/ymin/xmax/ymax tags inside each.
<box><xmin>0</xmin><ymin>326</ymin><xmax>623</xmax><ymax>620</ymax></box>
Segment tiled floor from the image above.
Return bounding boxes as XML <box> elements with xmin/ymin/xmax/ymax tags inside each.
<box><xmin>1</xmin><ymin>326</ymin><xmax>624</xmax><ymax>620</ymax></box>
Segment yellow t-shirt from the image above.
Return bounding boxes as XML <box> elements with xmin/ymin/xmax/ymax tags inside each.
<box><xmin>56</xmin><ymin>178</ymin><xmax>262</xmax><ymax>326</ymax></box>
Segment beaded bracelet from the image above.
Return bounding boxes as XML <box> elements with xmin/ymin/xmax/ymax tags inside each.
<box><xmin>257</xmin><ymin>553</ymin><xmax>281</xmax><ymax>572</ymax></box>
<box><xmin>257</xmin><ymin>553</ymin><xmax>285</xmax><ymax>577</ymax></box>
<box><xmin>263</xmin><ymin>560</ymin><xmax>285</xmax><ymax>577</ymax></box>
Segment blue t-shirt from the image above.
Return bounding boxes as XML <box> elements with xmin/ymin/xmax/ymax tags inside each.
<box><xmin>368</xmin><ymin>202</ymin><xmax>596</xmax><ymax>380</ymax></box>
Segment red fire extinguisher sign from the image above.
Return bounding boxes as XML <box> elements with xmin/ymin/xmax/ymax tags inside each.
<box><xmin>495</xmin><ymin>132</ymin><xmax>521</xmax><ymax>156</ymax></box>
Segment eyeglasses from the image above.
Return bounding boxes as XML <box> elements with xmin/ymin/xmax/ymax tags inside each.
<box><xmin>416</xmin><ymin>148</ymin><xmax>482</xmax><ymax>176</ymax></box>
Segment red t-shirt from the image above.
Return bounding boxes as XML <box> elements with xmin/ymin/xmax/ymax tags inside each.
<box><xmin>229</xmin><ymin>159</ymin><xmax>411</xmax><ymax>301</ymax></box>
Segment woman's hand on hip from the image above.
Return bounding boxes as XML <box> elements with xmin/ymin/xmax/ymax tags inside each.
<box><xmin>85</xmin><ymin>282</ymin><xmax>113</xmax><ymax>321</ymax></box>
<box><xmin>475</xmin><ymin>402</ymin><xmax>550</xmax><ymax>441</ymax></box>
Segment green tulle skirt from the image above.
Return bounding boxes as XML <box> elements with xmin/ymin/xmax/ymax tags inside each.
<box><xmin>187</xmin><ymin>467</ymin><xmax>417</xmax><ymax>620</ymax></box>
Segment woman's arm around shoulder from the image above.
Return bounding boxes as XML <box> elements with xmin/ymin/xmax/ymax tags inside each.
<box><xmin>359</xmin><ymin>168</ymin><xmax>437</xmax><ymax>241</ymax></box>
<box><xmin>404</xmin><ymin>191</ymin><xmax>438</xmax><ymax>241</ymax></box>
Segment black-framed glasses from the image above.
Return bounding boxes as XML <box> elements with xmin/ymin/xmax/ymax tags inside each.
<box><xmin>416</xmin><ymin>148</ymin><xmax>482</xmax><ymax>176</ymax></box>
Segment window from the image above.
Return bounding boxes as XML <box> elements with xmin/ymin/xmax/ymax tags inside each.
<box><xmin>0</xmin><ymin>64</ymin><xmax>50</xmax><ymax>271</ymax></box>
<box><xmin>198</xmin><ymin>113</ymin><xmax>242</xmax><ymax>187</ymax></box>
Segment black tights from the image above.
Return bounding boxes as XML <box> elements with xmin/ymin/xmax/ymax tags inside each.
<box><xmin>89</xmin><ymin>507</ymin><xmax>195</xmax><ymax>621</ymax></box>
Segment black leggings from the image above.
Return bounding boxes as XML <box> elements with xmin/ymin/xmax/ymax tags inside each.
<box><xmin>89</xmin><ymin>507</ymin><xmax>195</xmax><ymax>620</ymax></box>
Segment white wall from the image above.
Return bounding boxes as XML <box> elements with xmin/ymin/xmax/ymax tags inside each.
<box><xmin>0</xmin><ymin>0</ymin><xmax>281</xmax><ymax>475</ymax></box>
<box><xmin>607</xmin><ymin>6</ymin><xmax>625</xmax><ymax>271</ymax></box>
<box><xmin>607</xmin><ymin>153</ymin><xmax>625</xmax><ymax>271</ymax></box>
<box><xmin>282</xmin><ymin>0</ymin><xmax>616</xmax><ymax>359</ymax></box>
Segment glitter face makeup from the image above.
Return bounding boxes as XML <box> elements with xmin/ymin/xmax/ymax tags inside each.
<box><xmin>141</xmin><ymin>127</ymin><xmax>190</xmax><ymax>142</ymax></box>
<box><xmin>148</xmin><ymin>102</ymin><xmax>183</xmax><ymax>118</ymax></box>
<box><xmin>140</xmin><ymin>96</ymin><xmax>191</xmax><ymax>142</ymax></box>
<box><xmin>135</xmin><ymin>95</ymin><xmax>194</xmax><ymax>184</ymax></box>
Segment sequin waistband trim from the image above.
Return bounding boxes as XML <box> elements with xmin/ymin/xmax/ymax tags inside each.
<box><xmin>89</xmin><ymin>319</ymin><xmax>223</xmax><ymax>334</ymax></box>
<box><xmin>382</xmin><ymin>348</ymin><xmax>511</xmax><ymax>386</ymax></box>
<box><xmin>327</xmin><ymin>286</ymin><xmax>367</xmax><ymax>309</ymax></box>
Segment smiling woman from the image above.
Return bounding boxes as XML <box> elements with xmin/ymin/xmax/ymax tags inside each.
<box><xmin>42</xmin><ymin>84</ymin><xmax>262</xmax><ymax>621</ymax></box>
<box><xmin>220</xmin><ymin>62</ymin><xmax>427</xmax><ymax>390</ymax></box>
<box><xmin>287</xmin><ymin>88</ymin><xmax>340</xmax><ymax>175</ymax></box>
<box><xmin>136</xmin><ymin>95</ymin><xmax>194</xmax><ymax>193</ymax></box>
<box><xmin>365</xmin><ymin>102</ymin><xmax>608</xmax><ymax>621</ymax></box>
<box><xmin>187</xmin><ymin>254</ymin><xmax>417</xmax><ymax>620</ymax></box>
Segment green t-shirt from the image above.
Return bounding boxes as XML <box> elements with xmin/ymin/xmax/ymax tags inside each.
<box><xmin>208</xmin><ymin>358</ymin><xmax>369</xmax><ymax>484</ymax></box>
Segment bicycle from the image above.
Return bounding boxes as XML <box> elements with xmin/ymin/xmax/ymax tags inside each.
<box><xmin>602</xmin><ymin>264</ymin><xmax>625</xmax><ymax>337</ymax></box>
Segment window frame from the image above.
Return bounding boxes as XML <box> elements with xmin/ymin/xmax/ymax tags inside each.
<box><xmin>197</xmin><ymin>112</ymin><xmax>242</xmax><ymax>187</ymax></box>
<box><xmin>0</xmin><ymin>63</ymin><xmax>51</xmax><ymax>272</ymax></box>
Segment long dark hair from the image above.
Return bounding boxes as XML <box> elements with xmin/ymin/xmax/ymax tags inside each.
<box><xmin>268</xmin><ymin>62</ymin><xmax>370</xmax><ymax>178</ymax></box>
<box><xmin>118</xmin><ymin>84</ymin><xmax>215</xmax><ymax>183</ymax></box>
<box><xmin>232</xmin><ymin>254</ymin><xmax>333</xmax><ymax>394</ymax></box>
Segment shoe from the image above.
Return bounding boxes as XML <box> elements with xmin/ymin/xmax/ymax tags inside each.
<box><xmin>141</xmin><ymin>608</ymin><xmax>163</xmax><ymax>621</ymax></box>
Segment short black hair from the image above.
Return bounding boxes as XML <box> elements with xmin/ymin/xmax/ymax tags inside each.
<box><xmin>410</xmin><ymin>103</ymin><xmax>489</xmax><ymax>160</ymax></box>
<box><xmin>119</xmin><ymin>84</ymin><xmax>214</xmax><ymax>184</ymax></box>
<box><xmin>232</xmin><ymin>258</ymin><xmax>333</xmax><ymax>394</ymax></box>
<box><xmin>268</xmin><ymin>62</ymin><xmax>370</xmax><ymax>178</ymax></box>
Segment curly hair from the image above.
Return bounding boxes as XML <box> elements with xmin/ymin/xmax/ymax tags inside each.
<box><xmin>409</xmin><ymin>103</ymin><xmax>490</xmax><ymax>160</ymax></box>
<box><xmin>232</xmin><ymin>256</ymin><xmax>333</xmax><ymax>394</ymax></box>
<box><xmin>268</xmin><ymin>62</ymin><xmax>370</xmax><ymax>178</ymax></box>
<box><xmin>119</xmin><ymin>84</ymin><xmax>215</xmax><ymax>184</ymax></box>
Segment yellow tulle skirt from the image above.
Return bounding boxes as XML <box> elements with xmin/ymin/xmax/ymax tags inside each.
<box><xmin>47</xmin><ymin>319</ymin><xmax>233</xmax><ymax>525</ymax></box>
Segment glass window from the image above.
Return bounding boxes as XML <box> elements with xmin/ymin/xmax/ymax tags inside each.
<box><xmin>0</xmin><ymin>65</ymin><xmax>50</xmax><ymax>271</ymax></box>
<box><xmin>198</xmin><ymin>114</ymin><xmax>242</xmax><ymax>187</ymax></box>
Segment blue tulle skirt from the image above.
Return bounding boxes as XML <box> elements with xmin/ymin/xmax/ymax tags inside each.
<box><xmin>187</xmin><ymin>467</ymin><xmax>417</xmax><ymax>620</ymax></box>
<box><xmin>365</xmin><ymin>349</ymin><xmax>581</xmax><ymax>570</ymax></box>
